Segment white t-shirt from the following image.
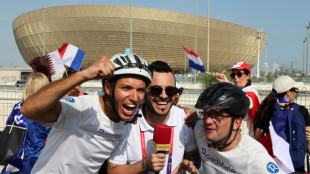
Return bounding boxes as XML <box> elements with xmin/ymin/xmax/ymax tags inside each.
<box><xmin>109</xmin><ymin>105</ymin><xmax>197</xmax><ymax>174</ymax></box>
<box><xmin>31</xmin><ymin>93</ymin><xmax>126</xmax><ymax>174</ymax></box>
<box><xmin>241</xmin><ymin>85</ymin><xmax>260</xmax><ymax>137</ymax></box>
<box><xmin>194</xmin><ymin>120</ymin><xmax>283</xmax><ymax>174</ymax></box>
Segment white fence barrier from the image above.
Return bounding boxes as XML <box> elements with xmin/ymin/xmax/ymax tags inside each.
<box><xmin>1</xmin><ymin>81</ymin><xmax>310</xmax><ymax>130</ymax></box>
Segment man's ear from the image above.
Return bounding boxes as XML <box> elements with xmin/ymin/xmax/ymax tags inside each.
<box><xmin>233</xmin><ymin>117</ymin><xmax>243</xmax><ymax>130</ymax></box>
<box><xmin>104</xmin><ymin>80</ymin><xmax>111</xmax><ymax>96</ymax></box>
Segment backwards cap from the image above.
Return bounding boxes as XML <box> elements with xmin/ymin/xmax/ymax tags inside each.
<box><xmin>229</xmin><ymin>62</ymin><xmax>251</xmax><ymax>73</ymax></box>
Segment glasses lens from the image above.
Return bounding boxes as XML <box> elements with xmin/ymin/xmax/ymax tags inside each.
<box><xmin>200</xmin><ymin>112</ymin><xmax>230</xmax><ymax>123</ymax></box>
<box><xmin>149</xmin><ymin>86</ymin><xmax>162</xmax><ymax>96</ymax></box>
<box><xmin>165</xmin><ymin>86</ymin><xmax>177</xmax><ymax>97</ymax></box>
<box><xmin>236</xmin><ymin>72</ymin><xmax>243</xmax><ymax>78</ymax></box>
<box><xmin>230</xmin><ymin>73</ymin><xmax>236</xmax><ymax>78</ymax></box>
<box><xmin>178</xmin><ymin>88</ymin><xmax>183</xmax><ymax>95</ymax></box>
<box><xmin>230</xmin><ymin>72</ymin><xmax>244</xmax><ymax>78</ymax></box>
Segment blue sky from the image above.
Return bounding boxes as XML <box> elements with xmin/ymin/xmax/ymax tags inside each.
<box><xmin>1</xmin><ymin>0</ymin><xmax>310</xmax><ymax>73</ymax></box>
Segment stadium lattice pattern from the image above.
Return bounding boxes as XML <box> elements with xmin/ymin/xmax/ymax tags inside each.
<box><xmin>13</xmin><ymin>4</ymin><xmax>267</xmax><ymax>71</ymax></box>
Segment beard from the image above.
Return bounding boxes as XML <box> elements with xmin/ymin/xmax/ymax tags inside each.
<box><xmin>145</xmin><ymin>95</ymin><xmax>173</xmax><ymax>117</ymax></box>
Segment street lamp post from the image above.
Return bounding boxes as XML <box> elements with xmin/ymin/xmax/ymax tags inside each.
<box><xmin>256</xmin><ymin>28</ymin><xmax>263</xmax><ymax>78</ymax></box>
<box><xmin>207</xmin><ymin>0</ymin><xmax>210</xmax><ymax>72</ymax></box>
<box><xmin>42</xmin><ymin>6</ymin><xmax>46</xmax><ymax>55</ymax></box>
<box><xmin>130</xmin><ymin>0</ymin><xmax>132</xmax><ymax>53</ymax></box>
<box><xmin>303</xmin><ymin>37</ymin><xmax>307</xmax><ymax>75</ymax></box>
<box><xmin>306</xmin><ymin>22</ymin><xmax>310</xmax><ymax>76</ymax></box>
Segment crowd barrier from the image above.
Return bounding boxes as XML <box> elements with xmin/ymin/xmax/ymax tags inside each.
<box><xmin>1</xmin><ymin>79</ymin><xmax>310</xmax><ymax>130</ymax></box>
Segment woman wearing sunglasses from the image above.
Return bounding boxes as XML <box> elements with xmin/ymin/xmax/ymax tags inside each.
<box><xmin>212</xmin><ymin>62</ymin><xmax>260</xmax><ymax>138</ymax></box>
<box><xmin>254</xmin><ymin>76</ymin><xmax>310</xmax><ymax>173</ymax></box>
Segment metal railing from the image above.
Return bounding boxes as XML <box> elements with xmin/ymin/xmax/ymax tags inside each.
<box><xmin>1</xmin><ymin>79</ymin><xmax>310</xmax><ymax>130</ymax></box>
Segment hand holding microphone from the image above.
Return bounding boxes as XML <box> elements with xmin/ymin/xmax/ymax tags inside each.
<box><xmin>152</xmin><ymin>124</ymin><xmax>173</xmax><ymax>174</ymax></box>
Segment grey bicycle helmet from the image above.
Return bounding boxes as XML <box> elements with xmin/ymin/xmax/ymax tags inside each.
<box><xmin>195</xmin><ymin>82</ymin><xmax>250</xmax><ymax>118</ymax></box>
<box><xmin>109</xmin><ymin>53</ymin><xmax>152</xmax><ymax>86</ymax></box>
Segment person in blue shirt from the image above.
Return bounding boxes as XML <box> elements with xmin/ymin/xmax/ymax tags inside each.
<box><xmin>2</xmin><ymin>72</ymin><xmax>51</xmax><ymax>174</ymax></box>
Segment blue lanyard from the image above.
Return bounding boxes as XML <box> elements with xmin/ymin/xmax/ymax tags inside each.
<box><xmin>277</xmin><ymin>97</ymin><xmax>291</xmax><ymax>103</ymax></box>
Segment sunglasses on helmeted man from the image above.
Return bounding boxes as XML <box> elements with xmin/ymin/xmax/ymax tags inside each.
<box><xmin>230</xmin><ymin>72</ymin><xmax>246</xmax><ymax>78</ymax></box>
<box><xmin>148</xmin><ymin>85</ymin><xmax>178</xmax><ymax>97</ymax></box>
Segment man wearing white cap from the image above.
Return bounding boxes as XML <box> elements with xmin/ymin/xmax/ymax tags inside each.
<box><xmin>212</xmin><ymin>62</ymin><xmax>260</xmax><ymax>137</ymax></box>
<box><xmin>254</xmin><ymin>75</ymin><xmax>310</xmax><ymax>173</ymax></box>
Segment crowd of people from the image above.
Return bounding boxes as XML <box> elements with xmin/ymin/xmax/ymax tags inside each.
<box><xmin>1</xmin><ymin>53</ymin><xmax>309</xmax><ymax>174</ymax></box>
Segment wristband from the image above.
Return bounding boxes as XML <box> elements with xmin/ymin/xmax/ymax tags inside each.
<box><xmin>142</xmin><ymin>159</ymin><xmax>147</xmax><ymax>171</ymax></box>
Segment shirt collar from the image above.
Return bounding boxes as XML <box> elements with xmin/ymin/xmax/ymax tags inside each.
<box><xmin>138</xmin><ymin>104</ymin><xmax>178</xmax><ymax>132</ymax></box>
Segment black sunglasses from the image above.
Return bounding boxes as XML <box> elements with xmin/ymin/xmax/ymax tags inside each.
<box><xmin>177</xmin><ymin>88</ymin><xmax>184</xmax><ymax>95</ymax></box>
<box><xmin>148</xmin><ymin>85</ymin><xmax>177</xmax><ymax>97</ymax></box>
<box><xmin>230</xmin><ymin>72</ymin><xmax>246</xmax><ymax>78</ymax></box>
<box><xmin>199</xmin><ymin>112</ymin><xmax>231</xmax><ymax>123</ymax></box>
<box><xmin>290</xmin><ymin>87</ymin><xmax>299</xmax><ymax>93</ymax></box>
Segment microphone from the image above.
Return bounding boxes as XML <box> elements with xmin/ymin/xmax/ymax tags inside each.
<box><xmin>152</xmin><ymin>124</ymin><xmax>172</xmax><ymax>174</ymax></box>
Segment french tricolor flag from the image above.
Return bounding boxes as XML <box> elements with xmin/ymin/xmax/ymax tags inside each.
<box><xmin>48</xmin><ymin>42</ymin><xmax>86</xmax><ymax>74</ymax></box>
<box><xmin>183</xmin><ymin>46</ymin><xmax>205</xmax><ymax>73</ymax></box>
<box><xmin>268</xmin><ymin>106</ymin><xmax>298</xmax><ymax>173</ymax></box>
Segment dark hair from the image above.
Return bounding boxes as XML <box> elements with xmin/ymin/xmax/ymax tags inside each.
<box><xmin>149</xmin><ymin>61</ymin><xmax>175</xmax><ymax>82</ymax></box>
<box><xmin>243</xmin><ymin>69</ymin><xmax>252</xmax><ymax>86</ymax></box>
<box><xmin>254</xmin><ymin>89</ymin><xmax>286</xmax><ymax>133</ymax></box>
<box><xmin>149</xmin><ymin>61</ymin><xmax>173</xmax><ymax>74</ymax></box>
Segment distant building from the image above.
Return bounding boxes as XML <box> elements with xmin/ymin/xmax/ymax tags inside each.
<box><xmin>263</xmin><ymin>62</ymin><xmax>269</xmax><ymax>75</ymax></box>
<box><xmin>0</xmin><ymin>68</ymin><xmax>32</xmax><ymax>82</ymax></box>
<box><xmin>280</xmin><ymin>64</ymin><xmax>289</xmax><ymax>74</ymax></box>
<box><xmin>290</xmin><ymin>61</ymin><xmax>297</xmax><ymax>74</ymax></box>
<box><xmin>273</xmin><ymin>63</ymin><xmax>279</xmax><ymax>74</ymax></box>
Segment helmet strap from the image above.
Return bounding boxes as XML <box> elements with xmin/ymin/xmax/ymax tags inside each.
<box><xmin>208</xmin><ymin>117</ymin><xmax>239</xmax><ymax>150</ymax></box>
<box><xmin>105</xmin><ymin>79</ymin><xmax>141</xmax><ymax>125</ymax></box>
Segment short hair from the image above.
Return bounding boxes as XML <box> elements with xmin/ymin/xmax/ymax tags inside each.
<box><xmin>22</xmin><ymin>72</ymin><xmax>49</xmax><ymax>101</ymax></box>
<box><xmin>149</xmin><ymin>61</ymin><xmax>173</xmax><ymax>75</ymax></box>
<box><xmin>149</xmin><ymin>60</ymin><xmax>175</xmax><ymax>84</ymax></box>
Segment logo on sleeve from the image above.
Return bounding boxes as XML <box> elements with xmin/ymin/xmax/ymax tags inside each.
<box><xmin>266</xmin><ymin>162</ymin><xmax>279</xmax><ymax>173</ymax></box>
<box><xmin>64</xmin><ymin>97</ymin><xmax>75</xmax><ymax>103</ymax></box>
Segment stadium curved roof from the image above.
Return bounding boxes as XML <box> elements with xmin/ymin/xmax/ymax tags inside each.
<box><xmin>13</xmin><ymin>4</ymin><xmax>267</xmax><ymax>72</ymax></box>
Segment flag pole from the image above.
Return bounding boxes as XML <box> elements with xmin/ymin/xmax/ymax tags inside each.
<box><xmin>194</xmin><ymin>0</ymin><xmax>197</xmax><ymax>82</ymax></box>
<box><xmin>207</xmin><ymin>0</ymin><xmax>210</xmax><ymax>72</ymax></box>
<box><xmin>130</xmin><ymin>0</ymin><xmax>132</xmax><ymax>53</ymax></box>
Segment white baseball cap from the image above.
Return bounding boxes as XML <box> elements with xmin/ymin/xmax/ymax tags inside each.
<box><xmin>272</xmin><ymin>76</ymin><xmax>298</xmax><ymax>94</ymax></box>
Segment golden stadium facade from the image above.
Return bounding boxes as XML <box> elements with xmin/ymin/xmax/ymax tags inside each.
<box><xmin>13</xmin><ymin>4</ymin><xmax>267</xmax><ymax>72</ymax></box>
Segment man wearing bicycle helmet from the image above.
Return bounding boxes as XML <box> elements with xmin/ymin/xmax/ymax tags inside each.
<box><xmin>21</xmin><ymin>53</ymin><xmax>151</xmax><ymax>173</ymax></box>
<box><xmin>212</xmin><ymin>62</ymin><xmax>260</xmax><ymax>137</ymax></box>
<box><xmin>107</xmin><ymin>61</ymin><xmax>200</xmax><ymax>174</ymax></box>
<box><xmin>193</xmin><ymin>82</ymin><xmax>283</xmax><ymax>174</ymax></box>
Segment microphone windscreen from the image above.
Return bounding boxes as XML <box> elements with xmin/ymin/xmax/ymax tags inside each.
<box><xmin>152</xmin><ymin>124</ymin><xmax>172</xmax><ymax>152</ymax></box>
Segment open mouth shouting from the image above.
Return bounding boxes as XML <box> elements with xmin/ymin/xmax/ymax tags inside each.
<box><xmin>123</xmin><ymin>104</ymin><xmax>137</xmax><ymax>117</ymax></box>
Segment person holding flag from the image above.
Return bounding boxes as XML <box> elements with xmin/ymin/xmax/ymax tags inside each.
<box><xmin>21</xmin><ymin>53</ymin><xmax>152</xmax><ymax>173</ymax></box>
<box><xmin>212</xmin><ymin>62</ymin><xmax>260</xmax><ymax>138</ymax></box>
<box><xmin>254</xmin><ymin>76</ymin><xmax>310</xmax><ymax>173</ymax></box>
<box><xmin>29</xmin><ymin>42</ymin><xmax>86</xmax><ymax>81</ymax></box>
